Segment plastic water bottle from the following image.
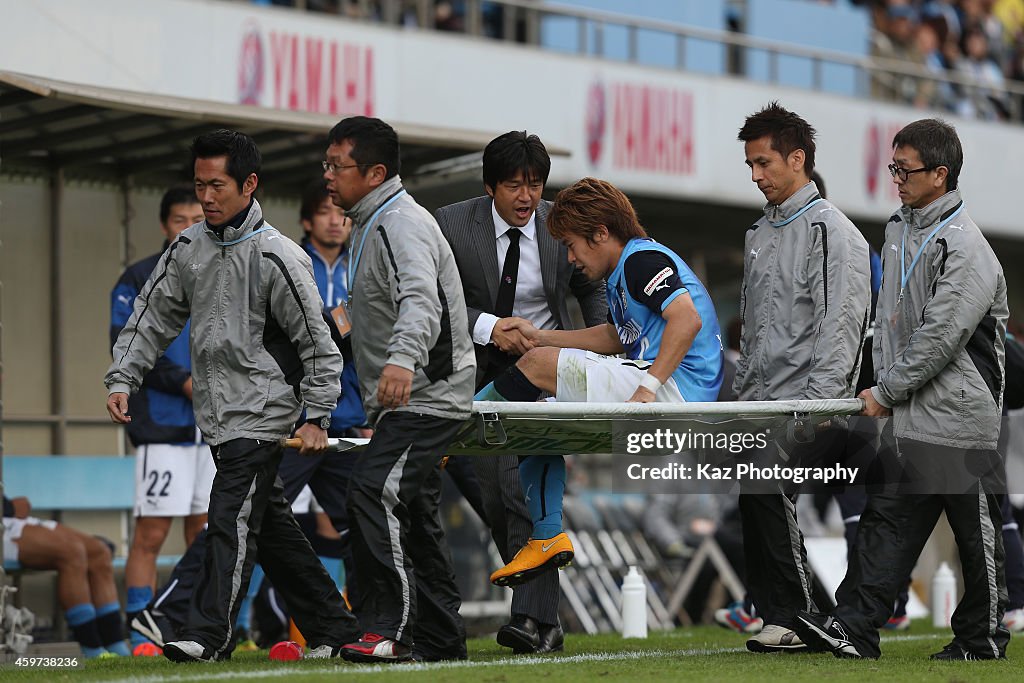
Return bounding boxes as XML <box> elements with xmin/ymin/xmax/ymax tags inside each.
<box><xmin>621</xmin><ymin>566</ymin><xmax>648</xmax><ymax>638</ymax></box>
<box><xmin>931</xmin><ymin>561</ymin><xmax>957</xmax><ymax>628</ymax></box>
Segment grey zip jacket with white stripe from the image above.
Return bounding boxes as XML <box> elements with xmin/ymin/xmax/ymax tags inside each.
<box><xmin>734</xmin><ymin>181</ymin><xmax>872</xmax><ymax>401</ymax></box>
<box><xmin>343</xmin><ymin>176</ymin><xmax>475</xmax><ymax>424</ymax></box>
<box><xmin>105</xmin><ymin>199</ymin><xmax>342</xmax><ymax>445</ymax></box>
<box><xmin>871</xmin><ymin>190</ymin><xmax>1007</xmax><ymax>450</ymax></box>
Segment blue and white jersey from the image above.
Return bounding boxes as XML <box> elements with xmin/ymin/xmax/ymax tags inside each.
<box><xmin>305</xmin><ymin>240</ymin><xmax>349</xmax><ymax>307</ymax></box>
<box><xmin>606</xmin><ymin>238</ymin><xmax>723</xmax><ymax>401</ymax></box>
<box><xmin>303</xmin><ymin>241</ymin><xmax>367</xmax><ymax>432</ymax></box>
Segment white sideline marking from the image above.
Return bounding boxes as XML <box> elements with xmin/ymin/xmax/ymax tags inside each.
<box><xmin>103</xmin><ymin>634</ymin><xmax>944</xmax><ymax>683</ymax></box>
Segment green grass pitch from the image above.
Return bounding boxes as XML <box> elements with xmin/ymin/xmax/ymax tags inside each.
<box><xmin>2</xmin><ymin>622</ymin><xmax>1018</xmax><ymax>683</ymax></box>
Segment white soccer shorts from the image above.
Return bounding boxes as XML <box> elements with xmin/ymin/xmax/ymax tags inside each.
<box><xmin>555</xmin><ymin>348</ymin><xmax>684</xmax><ymax>403</ymax></box>
<box><xmin>134</xmin><ymin>442</ymin><xmax>216</xmax><ymax>517</ymax></box>
<box><xmin>3</xmin><ymin>516</ymin><xmax>58</xmax><ymax>562</ymax></box>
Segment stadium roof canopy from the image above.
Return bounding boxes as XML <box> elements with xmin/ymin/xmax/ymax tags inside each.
<box><xmin>0</xmin><ymin>70</ymin><xmax>564</xmax><ymax>196</ymax></box>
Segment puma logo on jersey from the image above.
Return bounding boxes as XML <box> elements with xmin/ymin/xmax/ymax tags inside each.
<box><xmin>266</xmin><ymin>233</ymin><xmax>281</xmax><ymax>240</ymax></box>
<box><xmin>643</xmin><ymin>267</ymin><xmax>674</xmax><ymax>296</ymax></box>
<box><xmin>890</xmin><ymin>244</ymin><xmax>898</xmax><ymax>253</ymax></box>
<box><xmin>949</xmin><ymin>224</ymin><xmax>964</xmax><ymax>231</ymax></box>
<box><xmin>750</xmin><ymin>248</ymin><xmax>761</xmax><ymax>258</ymax></box>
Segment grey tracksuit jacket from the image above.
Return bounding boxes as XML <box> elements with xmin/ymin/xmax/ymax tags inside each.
<box><xmin>105</xmin><ymin>199</ymin><xmax>342</xmax><ymax>445</ymax></box>
<box><xmin>871</xmin><ymin>190</ymin><xmax>1008</xmax><ymax>450</ymax></box>
<box><xmin>734</xmin><ymin>181</ymin><xmax>872</xmax><ymax>401</ymax></box>
<box><xmin>344</xmin><ymin>176</ymin><xmax>475</xmax><ymax>424</ymax></box>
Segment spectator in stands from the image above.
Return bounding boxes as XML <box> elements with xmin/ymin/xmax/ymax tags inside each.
<box><xmin>106</xmin><ymin>129</ymin><xmax>360</xmax><ymax>663</ymax></box>
<box><xmin>734</xmin><ymin>102</ymin><xmax>871</xmax><ymax>654</ymax></box>
<box><xmin>435</xmin><ymin>131</ymin><xmax>606</xmax><ymax>656</ymax></box>
<box><xmin>994</xmin><ymin>0</ymin><xmax>1024</xmax><ymax>52</ymax></box>
<box><xmin>3</xmin><ymin>495</ymin><xmax>129</xmax><ymax>657</ymax></box>
<box><xmin>109</xmin><ymin>187</ymin><xmax>212</xmax><ymax>657</ymax></box>
<box><xmin>871</xmin><ymin>3</ymin><xmax>929</xmax><ymax>104</ymax></box>
<box><xmin>915</xmin><ymin>18</ymin><xmax>960</xmax><ymax>111</ymax></box>
<box><xmin>323</xmin><ymin>116</ymin><xmax>475</xmax><ymax>663</ymax></box>
<box><xmin>794</xmin><ymin>118</ymin><xmax>1010</xmax><ymax>661</ymax></box>
<box><xmin>956</xmin><ymin>25</ymin><xmax>1011</xmax><ymax>119</ymax></box>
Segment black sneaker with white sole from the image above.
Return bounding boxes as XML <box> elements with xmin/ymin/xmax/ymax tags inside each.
<box><xmin>794</xmin><ymin>611</ymin><xmax>868</xmax><ymax>659</ymax></box>
<box><xmin>930</xmin><ymin>642</ymin><xmax>1006</xmax><ymax>661</ymax></box>
<box><xmin>163</xmin><ymin>640</ymin><xmax>218</xmax><ymax>663</ymax></box>
<box><xmin>130</xmin><ymin>608</ymin><xmax>169</xmax><ymax>649</ymax></box>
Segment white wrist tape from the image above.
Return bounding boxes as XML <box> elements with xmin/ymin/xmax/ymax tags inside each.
<box><xmin>638</xmin><ymin>373</ymin><xmax>663</xmax><ymax>394</ymax></box>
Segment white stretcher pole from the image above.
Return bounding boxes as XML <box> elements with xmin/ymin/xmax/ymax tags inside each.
<box><xmin>283</xmin><ymin>399</ymin><xmax>865</xmax><ymax>452</ymax></box>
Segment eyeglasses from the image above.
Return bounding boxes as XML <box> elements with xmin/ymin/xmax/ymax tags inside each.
<box><xmin>887</xmin><ymin>163</ymin><xmax>933</xmax><ymax>182</ymax></box>
<box><xmin>322</xmin><ymin>160</ymin><xmax>371</xmax><ymax>174</ymax></box>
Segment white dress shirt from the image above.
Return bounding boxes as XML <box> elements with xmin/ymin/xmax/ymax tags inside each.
<box><xmin>472</xmin><ymin>202</ymin><xmax>557</xmax><ymax>346</ymax></box>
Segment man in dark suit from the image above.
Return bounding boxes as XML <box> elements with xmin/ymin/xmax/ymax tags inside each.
<box><xmin>435</xmin><ymin>131</ymin><xmax>606</xmax><ymax>654</ymax></box>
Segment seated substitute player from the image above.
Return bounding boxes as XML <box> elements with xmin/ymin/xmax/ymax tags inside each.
<box><xmin>477</xmin><ymin>177</ymin><xmax>724</xmax><ymax>586</ymax></box>
<box><xmin>3</xmin><ymin>495</ymin><xmax>130</xmax><ymax>657</ymax></box>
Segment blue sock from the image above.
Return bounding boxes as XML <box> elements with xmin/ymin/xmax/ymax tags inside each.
<box><xmin>66</xmin><ymin>603</ymin><xmax>104</xmax><ymax>659</ymax></box>
<box><xmin>518</xmin><ymin>455</ymin><xmax>565</xmax><ymax>540</ymax></box>
<box><xmin>126</xmin><ymin>586</ymin><xmax>153</xmax><ymax>647</ymax></box>
<box><xmin>318</xmin><ymin>556</ymin><xmax>345</xmax><ymax>594</ymax></box>
<box><xmin>126</xmin><ymin>586</ymin><xmax>152</xmax><ymax>614</ymax></box>
<box><xmin>235</xmin><ymin>565</ymin><xmax>264</xmax><ymax>632</ymax></box>
<box><xmin>475</xmin><ymin>381</ymin><xmax>505</xmax><ymax>402</ymax></box>
<box><xmin>95</xmin><ymin>602</ymin><xmax>130</xmax><ymax>656</ymax></box>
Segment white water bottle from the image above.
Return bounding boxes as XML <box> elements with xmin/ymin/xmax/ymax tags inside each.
<box><xmin>931</xmin><ymin>561</ymin><xmax>957</xmax><ymax>628</ymax></box>
<box><xmin>621</xmin><ymin>566</ymin><xmax>648</xmax><ymax>638</ymax></box>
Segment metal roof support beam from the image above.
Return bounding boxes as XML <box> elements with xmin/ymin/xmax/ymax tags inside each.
<box><xmin>1</xmin><ymin>113</ymin><xmax>155</xmax><ymax>157</ymax></box>
<box><xmin>55</xmin><ymin>122</ymin><xmax>218</xmax><ymax>168</ymax></box>
<box><xmin>0</xmin><ymin>89</ymin><xmax>41</xmax><ymax>109</ymax></box>
<box><xmin>49</xmin><ymin>166</ymin><xmax>66</xmax><ymax>455</ymax></box>
<box><xmin>0</xmin><ymin>103</ymin><xmax>94</xmax><ymax>136</ymax></box>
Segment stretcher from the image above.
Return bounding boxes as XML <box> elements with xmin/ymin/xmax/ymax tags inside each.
<box><xmin>281</xmin><ymin>399</ymin><xmax>865</xmax><ymax>455</ymax></box>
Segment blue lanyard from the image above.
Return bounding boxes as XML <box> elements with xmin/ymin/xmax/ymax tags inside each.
<box><xmin>899</xmin><ymin>204</ymin><xmax>963</xmax><ymax>293</ymax></box>
<box><xmin>347</xmin><ymin>190</ymin><xmax>407</xmax><ymax>298</ymax></box>
<box><xmin>211</xmin><ymin>224</ymin><xmax>270</xmax><ymax>246</ymax></box>
<box><xmin>768</xmin><ymin>198</ymin><xmax>824</xmax><ymax>228</ymax></box>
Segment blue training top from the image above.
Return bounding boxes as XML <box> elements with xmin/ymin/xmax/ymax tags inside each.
<box><xmin>606</xmin><ymin>238</ymin><xmax>723</xmax><ymax>401</ymax></box>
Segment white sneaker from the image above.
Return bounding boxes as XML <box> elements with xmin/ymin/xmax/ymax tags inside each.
<box><xmin>306</xmin><ymin>645</ymin><xmax>343</xmax><ymax>659</ymax></box>
<box><xmin>164</xmin><ymin>640</ymin><xmax>215</xmax><ymax>663</ymax></box>
<box><xmin>746</xmin><ymin>624</ymin><xmax>806</xmax><ymax>653</ymax></box>
<box><xmin>1003</xmin><ymin>607</ymin><xmax>1024</xmax><ymax>633</ymax></box>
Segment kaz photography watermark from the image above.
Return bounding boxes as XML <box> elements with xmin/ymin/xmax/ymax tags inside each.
<box><xmin>611</xmin><ymin>421</ymin><xmax>862</xmax><ymax>494</ymax></box>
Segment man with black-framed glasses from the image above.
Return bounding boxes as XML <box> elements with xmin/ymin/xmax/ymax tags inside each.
<box><xmin>794</xmin><ymin>118</ymin><xmax>1011</xmax><ymax>661</ymax></box>
<box><xmin>322</xmin><ymin>115</ymin><xmax>475</xmax><ymax>663</ymax></box>
<box><xmin>886</xmin><ymin>162</ymin><xmax>933</xmax><ymax>182</ymax></box>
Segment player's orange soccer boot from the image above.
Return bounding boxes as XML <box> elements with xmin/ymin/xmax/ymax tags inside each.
<box><xmin>490</xmin><ymin>532</ymin><xmax>574</xmax><ymax>587</ymax></box>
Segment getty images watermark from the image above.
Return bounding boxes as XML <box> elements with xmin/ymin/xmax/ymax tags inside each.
<box><xmin>615</xmin><ymin>423</ymin><xmax>861</xmax><ymax>494</ymax></box>
<box><xmin>606</xmin><ymin>417</ymin><xmax>888</xmax><ymax>497</ymax></box>
<box><xmin>611</xmin><ymin>417</ymin><xmax>1019</xmax><ymax>495</ymax></box>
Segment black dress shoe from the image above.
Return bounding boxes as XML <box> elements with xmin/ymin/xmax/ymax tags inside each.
<box><xmin>497</xmin><ymin>614</ymin><xmax>540</xmax><ymax>653</ymax></box>
<box><xmin>537</xmin><ymin>621</ymin><xmax>564</xmax><ymax>653</ymax></box>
